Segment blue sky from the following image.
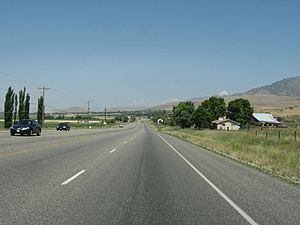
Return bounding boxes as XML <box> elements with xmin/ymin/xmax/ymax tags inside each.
<box><xmin>1</xmin><ymin>0</ymin><xmax>299</xmax><ymax>111</ymax></box>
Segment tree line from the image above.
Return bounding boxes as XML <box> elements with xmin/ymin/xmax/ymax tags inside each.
<box><xmin>3</xmin><ymin>86</ymin><xmax>45</xmax><ymax>128</ymax></box>
<box><xmin>152</xmin><ymin>97</ymin><xmax>254</xmax><ymax>129</ymax></box>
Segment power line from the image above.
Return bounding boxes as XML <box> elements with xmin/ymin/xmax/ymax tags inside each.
<box><xmin>88</xmin><ymin>101</ymin><xmax>91</xmax><ymax>115</ymax></box>
<box><xmin>38</xmin><ymin>85</ymin><xmax>51</xmax><ymax>101</ymax></box>
<box><xmin>38</xmin><ymin>85</ymin><xmax>51</xmax><ymax>124</ymax></box>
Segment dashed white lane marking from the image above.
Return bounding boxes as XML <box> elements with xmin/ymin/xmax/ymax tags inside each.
<box><xmin>110</xmin><ymin>149</ymin><xmax>117</xmax><ymax>153</ymax></box>
<box><xmin>157</xmin><ymin>134</ymin><xmax>259</xmax><ymax>225</ymax></box>
<box><xmin>61</xmin><ymin>170</ymin><xmax>86</xmax><ymax>186</ymax></box>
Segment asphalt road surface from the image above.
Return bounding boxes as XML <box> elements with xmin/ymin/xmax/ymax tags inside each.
<box><xmin>0</xmin><ymin>123</ymin><xmax>299</xmax><ymax>225</ymax></box>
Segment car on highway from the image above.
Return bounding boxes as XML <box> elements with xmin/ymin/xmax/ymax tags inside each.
<box><xmin>10</xmin><ymin>119</ymin><xmax>42</xmax><ymax>136</ymax></box>
<box><xmin>119</xmin><ymin>124</ymin><xmax>124</xmax><ymax>128</ymax></box>
<box><xmin>57</xmin><ymin>123</ymin><xmax>70</xmax><ymax>131</ymax></box>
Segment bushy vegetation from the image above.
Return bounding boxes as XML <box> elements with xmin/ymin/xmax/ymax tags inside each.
<box><xmin>173</xmin><ymin>102</ymin><xmax>195</xmax><ymax>128</ymax></box>
<box><xmin>227</xmin><ymin>98</ymin><xmax>254</xmax><ymax>128</ymax></box>
<box><xmin>116</xmin><ymin>113</ymin><xmax>137</xmax><ymax>122</ymax></box>
<box><xmin>202</xmin><ymin>96</ymin><xmax>226</xmax><ymax>121</ymax></box>
<box><xmin>152</xmin><ymin>97</ymin><xmax>254</xmax><ymax>129</ymax></box>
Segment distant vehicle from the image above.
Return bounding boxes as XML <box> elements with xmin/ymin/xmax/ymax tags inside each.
<box><xmin>119</xmin><ymin>124</ymin><xmax>124</xmax><ymax>128</ymax></box>
<box><xmin>10</xmin><ymin>119</ymin><xmax>41</xmax><ymax>136</ymax></box>
<box><xmin>57</xmin><ymin>123</ymin><xmax>70</xmax><ymax>131</ymax></box>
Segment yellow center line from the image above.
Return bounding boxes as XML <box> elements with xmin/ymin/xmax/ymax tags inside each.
<box><xmin>47</xmin><ymin>143</ymin><xmax>59</xmax><ymax>148</ymax></box>
<box><xmin>0</xmin><ymin>135</ymin><xmax>102</xmax><ymax>159</ymax></box>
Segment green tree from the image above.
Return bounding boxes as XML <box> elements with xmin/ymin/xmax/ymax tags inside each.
<box><xmin>193</xmin><ymin>105</ymin><xmax>211</xmax><ymax>129</ymax></box>
<box><xmin>18</xmin><ymin>87</ymin><xmax>26</xmax><ymax>120</ymax></box>
<box><xmin>37</xmin><ymin>96</ymin><xmax>44</xmax><ymax>126</ymax></box>
<box><xmin>202</xmin><ymin>96</ymin><xmax>226</xmax><ymax>121</ymax></box>
<box><xmin>227</xmin><ymin>98</ymin><xmax>254</xmax><ymax>127</ymax></box>
<box><xmin>4</xmin><ymin>86</ymin><xmax>15</xmax><ymax>128</ymax></box>
<box><xmin>115</xmin><ymin>114</ymin><xmax>129</xmax><ymax>122</ymax></box>
<box><xmin>130</xmin><ymin>115</ymin><xmax>136</xmax><ymax>122</ymax></box>
<box><xmin>13</xmin><ymin>94</ymin><xmax>18</xmax><ymax>123</ymax></box>
<box><xmin>122</xmin><ymin>115</ymin><xmax>129</xmax><ymax>122</ymax></box>
<box><xmin>24</xmin><ymin>93</ymin><xmax>30</xmax><ymax>119</ymax></box>
<box><xmin>152</xmin><ymin>110</ymin><xmax>167</xmax><ymax>124</ymax></box>
<box><xmin>173</xmin><ymin>101</ymin><xmax>195</xmax><ymax>128</ymax></box>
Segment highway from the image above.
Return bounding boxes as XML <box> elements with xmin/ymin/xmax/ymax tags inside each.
<box><xmin>0</xmin><ymin>123</ymin><xmax>299</xmax><ymax>225</ymax></box>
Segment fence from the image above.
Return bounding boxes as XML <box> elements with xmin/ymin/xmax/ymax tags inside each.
<box><xmin>247</xmin><ymin>128</ymin><xmax>298</xmax><ymax>142</ymax></box>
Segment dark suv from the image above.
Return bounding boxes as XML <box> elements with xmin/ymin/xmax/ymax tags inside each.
<box><xmin>57</xmin><ymin>123</ymin><xmax>70</xmax><ymax>131</ymax></box>
<box><xmin>10</xmin><ymin>119</ymin><xmax>42</xmax><ymax>136</ymax></box>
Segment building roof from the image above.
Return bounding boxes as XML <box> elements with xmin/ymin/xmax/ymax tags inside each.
<box><xmin>252</xmin><ymin>113</ymin><xmax>282</xmax><ymax>124</ymax></box>
<box><xmin>211</xmin><ymin>119</ymin><xmax>240</xmax><ymax>125</ymax></box>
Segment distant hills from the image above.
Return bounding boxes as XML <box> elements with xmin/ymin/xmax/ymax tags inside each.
<box><xmin>51</xmin><ymin>76</ymin><xmax>300</xmax><ymax>113</ymax></box>
<box><xmin>53</xmin><ymin>107</ymin><xmax>87</xmax><ymax>113</ymax></box>
<box><xmin>151</xmin><ymin>76</ymin><xmax>300</xmax><ymax>111</ymax></box>
<box><xmin>53</xmin><ymin>106</ymin><xmax>148</xmax><ymax>113</ymax></box>
<box><xmin>107</xmin><ymin>107</ymin><xmax>148</xmax><ymax>112</ymax></box>
<box><xmin>243</xmin><ymin>76</ymin><xmax>300</xmax><ymax>97</ymax></box>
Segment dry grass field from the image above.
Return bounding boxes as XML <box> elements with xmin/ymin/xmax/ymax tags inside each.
<box><xmin>158</xmin><ymin>125</ymin><xmax>300</xmax><ymax>185</ymax></box>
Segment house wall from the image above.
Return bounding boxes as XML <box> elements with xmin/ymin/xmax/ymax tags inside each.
<box><xmin>217</xmin><ymin>122</ymin><xmax>240</xmax><ymax>131</ymax></box>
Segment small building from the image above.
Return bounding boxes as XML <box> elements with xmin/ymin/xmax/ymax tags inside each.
<box><xmin>211</xmin><ymin>117</ymin><xmax>240</xmax><ymax>131</ymax></box>
<box><xmin>252</xmin><ymin>113</ymin><xmax>282</xmax><ymax>127</ymax></box>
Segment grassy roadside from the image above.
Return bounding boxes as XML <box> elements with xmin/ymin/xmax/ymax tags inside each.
<box><xmin>155</xmin><ymin>124</ymin><xmax>300</xmax><ymax>185</ymax></box>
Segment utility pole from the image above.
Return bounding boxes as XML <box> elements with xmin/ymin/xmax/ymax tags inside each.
<box><xmin>104</xmin><ymin>107</ymin><xmax>107</xmax><ymax>123</ymax></box>
<box><xmin>87</xmin><ymin>100</ymin><xmax>92</xmax><ymax>124</ymax></box>
<box><xmin>38</xmin><ymin>85</ymin><xmax>50</xmax><ymax>125</ymax></box>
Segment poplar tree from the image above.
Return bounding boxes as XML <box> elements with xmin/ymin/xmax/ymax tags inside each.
<box><xmin>24</xmin><ymin>93</ymin><xmax>30</xmax><ymax>119</ymax></box>
<box><xmin>14</xmin><ymin>94</ymin><xmax>18</xmax><ymax>123</ymax></box>
<box><xmin>37</xmin><ymin>96</ymin><xmax>44</xmax><ymax>126</ymax></box>
<box><xmin>18</xmin><ymin>87</ymin><xmax>26</xmax><ymax>120</ymax></box>
<box><xmin>4</xmin><ymin>86</ymin><xmax>14</xmax><ymax>128</ymax></box>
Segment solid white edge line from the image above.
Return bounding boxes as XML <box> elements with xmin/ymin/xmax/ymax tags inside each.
<box><xmin>157</xmin><ymin>133</ymin><xmax>259</xmax><ymax>225</ymax></box>
<box><xmin>110</xmin><ymin>149</ymin><xmax>117</xmax><ymax>153</ymax></box>
<box><xmin>61</xmin><ymin>170</ymin><xmax>86</xmax><ymax>186</ymax></box>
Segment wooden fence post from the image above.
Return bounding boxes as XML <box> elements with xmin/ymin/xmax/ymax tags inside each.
<box><xmin>266</xmin><ymin>130</ymin><xmax>268</xmax><ymax>140</ymax></box>
<box><xmin>295</xmin><ymin>130</ymin><xmax>297</xmax><ymax>142</ymax></box>
<box><xmin>278</xmin><ymin>130</ymin><xmax>281</xmax><ymax>141</ymax></box>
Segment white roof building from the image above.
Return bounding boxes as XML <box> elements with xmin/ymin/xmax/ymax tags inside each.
<box><xmin>252</xmin><ymin>113</ymin><xmax>282</xmax><ymax>125</ymax></box>
<box><xmin>211</xmin><ymin>117</ymin><xmax>240</xmax><ymax>131</ymax></box>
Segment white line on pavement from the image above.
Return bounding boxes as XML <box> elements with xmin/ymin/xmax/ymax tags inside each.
<box><xmin>110</xmin><ymin>149</ymin><xmax>117</xmax><ymax>153</ymax></box>
<box><xmin>157</xmin><ymin>134</ymin><xmax>259</xmax><ymax>225</ymax></box>
<box><xmin>61</xmin><ymin>170</ymin><xmax>86</xmax><ymax>186</ymax></box>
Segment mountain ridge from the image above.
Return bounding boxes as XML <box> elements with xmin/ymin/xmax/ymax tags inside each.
<box><xmin>151</xmin><ymin>75</ymin><xmax>300</xmax><ymax>111</ymax></box>
<box><xmin>242</xmin><ymin>76</ymin><xmax>300</xmax><ymax>97</ymax></box>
